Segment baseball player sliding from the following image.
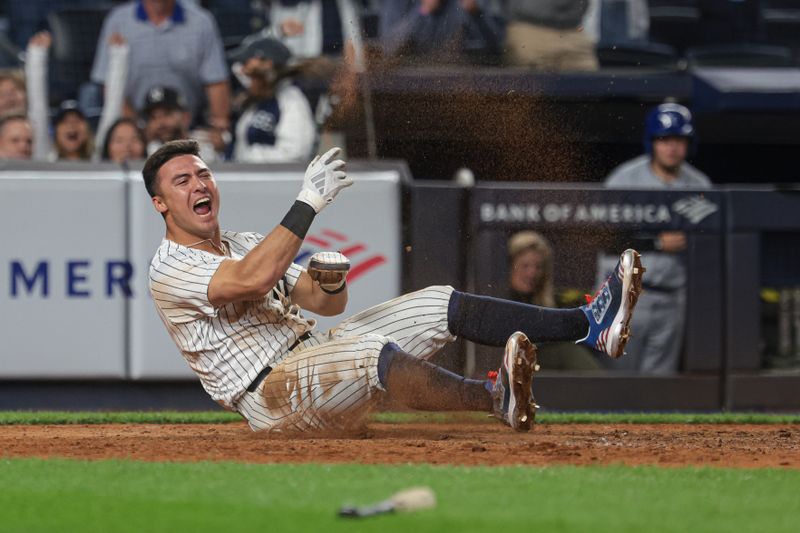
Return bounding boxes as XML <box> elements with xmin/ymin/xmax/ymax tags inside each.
<box><xmin>145</xmin><ymin>140</ymin><xmax>644</xmax><ymax>432</ymax></box>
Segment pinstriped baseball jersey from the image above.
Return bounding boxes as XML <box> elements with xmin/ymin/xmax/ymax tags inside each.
<box><xmin>148</xmin><ymin>230</ymin><xmax>313</xmax><ymax>409</ymax></box>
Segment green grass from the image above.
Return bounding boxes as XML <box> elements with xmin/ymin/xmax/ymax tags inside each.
<box><xmin>1</xmin><ymin>410</ymin><xmax>800</xmax><ymax>425</ymax></box>
<box><xmin>1</xmin><ymin>459</ymin><xmax>798</xmax><ymax>533</ymax></box>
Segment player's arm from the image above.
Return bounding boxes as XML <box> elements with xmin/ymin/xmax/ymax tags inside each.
<box><xmin>208</xmin><ymin>225</ymin><xmax>301</xmax><ymax>307</ymax></box>
<box><xmin>291</xmin><ymin>270</ymin><xmax>348</xmax><ymax>316</ymax></box>
<box><xmin>208</xmin><ymin>148</ymin><xmax>351</xmax><ymax>307</ymax></box>
<box><xmin>291</xmin><ymin>251</ymin><xmax>350</xmax><ymax>316</ymax></box>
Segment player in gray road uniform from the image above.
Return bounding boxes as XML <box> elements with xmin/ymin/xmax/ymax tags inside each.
<box><xmin>601</xmin><ymin>103</ymin><xmax>711</xmax><ymax>374</ymax></box>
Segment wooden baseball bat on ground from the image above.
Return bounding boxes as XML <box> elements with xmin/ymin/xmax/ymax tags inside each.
<box><xmin>338</xmin><ymin>487</ymin><xmax>436</xmax><ymax>518</ymax></box>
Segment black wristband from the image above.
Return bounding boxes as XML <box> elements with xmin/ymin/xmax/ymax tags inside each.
<box><xmin>280</xmin><ymin>201</ymin><xmax>316</xmax><ymax>239</ymax></box>
<box><xmin>321</xmin><ymin>282</ymin><xmax>347</xmax><ymax>295</ymax></box>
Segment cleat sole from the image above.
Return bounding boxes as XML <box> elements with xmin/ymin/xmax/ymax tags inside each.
<box><xmin>506</xmin><ymin>332</ymin><xmax>537</xmax><ymax>432</ymax></box>
<box><xmin>608</xmin><ymin>250</ymin><xmax>645</xmax><ymax>359</ymax></box>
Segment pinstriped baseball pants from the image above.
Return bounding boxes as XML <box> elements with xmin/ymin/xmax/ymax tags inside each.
<box><xmin>235</xmin><ymin>286</ymin><xmax>456</xmax><ymax>432</ymax></box>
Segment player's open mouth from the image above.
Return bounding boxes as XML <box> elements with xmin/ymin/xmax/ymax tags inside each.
<box><xmin>193</xmin><ymin>197</ymin><xmax>212</xmax><ymax>215</ymax></box>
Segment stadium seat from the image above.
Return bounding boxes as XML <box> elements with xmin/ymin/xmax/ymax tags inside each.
<box><xmin>648</xmin><ymin>0</ymin><xmax>703</xmax><ymax>54</ymax></box>
<box><xmin>762</xmin><ymin>1</ymin><xmax>800</xmax><ymax>53</ymax></box>
<box><xmin>686</xmin><ymin>43</ymin><xmax>796</xmax><ymax>68</ymax></box>
<box><xmin>596</xmin><ymin>41</ymin><xmax>681</xmax><ymax>69</ymax></box>
<box><xmin>696</xmin><ymin>0</ymin><xmax>764</xmax><ymax>45</ymax></box>
<box><xmin>46</xmin><ymin>5</ymin><xmax>112</xmax><ymax>102</ymax></box>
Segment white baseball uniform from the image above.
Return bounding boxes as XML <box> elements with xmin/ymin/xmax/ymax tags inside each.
<box><xmin>149</xmin><ymin>230</ymin><xmax>455</xmax><ymax>432</ymax></box>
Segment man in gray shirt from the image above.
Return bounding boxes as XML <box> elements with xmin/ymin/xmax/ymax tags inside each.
<box><xmin>91</xmin><ymin>0</ymin><xmax>230</xmax><ymax>133</ymax></box>
<box><xmin>602</xmin><ymin>103</ymin><xmax>711</xmax><ymax>374</ymax></box>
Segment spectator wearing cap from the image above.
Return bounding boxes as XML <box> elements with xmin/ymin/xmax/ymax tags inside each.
<box><xmin>141</xmin><ymin>85</ymin><xmax>221</xmax><ymax>162</ymax></box>
<box><xmin>505</xmin><ymin>231</ymin><xmax>600</xmax><ymax>371</ymax></box>
<box><xmin>53</xmin><ymin>101</ymin><xmax>93</xmax><ymax>161</ymax></box>
<box><xmin>24</xmin><ymin>30</ymin><xmax>128</xmax><ymax>162</ymax></box>
<box><xmin>90</xmin><ymin>0</ymin><xmax>231</xmax><ymax>134</ymax></box>
<box><xmin>229</xmin><ymin>34</ymin><xmax>316</xmax><ymax>163</ymax></box>
<box><xmin>25</xmin><ymin>32</ymin><xmax>93</xmax><ymax>161</ymax></box>
<box><xmin>0</xmin><ymin>114</ymin><xmax>33</xmax><ymax>160</ymax></box>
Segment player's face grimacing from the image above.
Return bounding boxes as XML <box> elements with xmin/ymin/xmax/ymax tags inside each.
<box><xmin>152</xmin><ymin>154</ymin><xmax>220</xmax><ymax>240</ymax></box>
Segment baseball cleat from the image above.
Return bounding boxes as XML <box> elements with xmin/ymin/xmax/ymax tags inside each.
<box><xmin>578</xmin><ymin>249</ymin><xmax>645</xmax><ymax>358</ymax></box>
<box><xmin>491</xmin><ymin>332</ymin><xmax>538</xmax><ymax>432</ymax></box>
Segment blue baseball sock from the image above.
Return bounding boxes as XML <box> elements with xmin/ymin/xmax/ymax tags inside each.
<box><xmin>447</xmin><ymin>291</ymin><xmax>589</xmax><ymax>347</ymax></box>
<box><xmin>377</xmin><ymin>343</ymin><xmax>492</xmax><ymax>412</ymax></box>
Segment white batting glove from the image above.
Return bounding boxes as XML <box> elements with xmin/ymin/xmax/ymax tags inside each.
<box><xmin>296</xmin><ymin>147</ymin><xmax>352</xmax><ymax>213</ymax></box>
<box><xmin>308</xmin><ymin>251</ymin><xmax>350</xmax><ymax>294</ymax></box>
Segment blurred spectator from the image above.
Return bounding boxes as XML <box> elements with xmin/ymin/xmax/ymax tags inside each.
<box><xmin>93</xmin><ymin>32</ymin><xmax>131</xmax><ymax>162</ymax></box>
<box><xmin>25</xmin><ymin>31</ymin><xmax>126</xmax><ymax>162</ymax></box>
<box><xmin>6</xmin><ymin>0</ymin><xmax>98</xmax><ymax>49</ymax></box>
<box><xmin>379</xmin><ymin>0</ymin><xmax>504</xmax><ymax>63</ymax></box>
<box><xmin>0</xmin><ymin>70</ymin><xmax>27</xmax><ymax>116</ymax></box>
<box><xmin>100</xmin><ymin>117</ymin><xmax>146</xmax><ymax>163</ymax></box>
<box><xmin>269</xmin><ymin>0</ymin><xmax>365</xmax><ymax>66</ymax></box>
<box><xmin>25</xmin><ymin>31</ymin><xmax>50</xmax><ymax>161</ymax></box>
<box><xmin>507</xmin><ymin>231</ymin><xmax>600</xmax><ymax>370</ymax></box>
<box><xmin>0</xmin><ymin>114</ymin><xmax>33</xmax><ymax>159</ymax></box>
<box><xmin>52</xmin><ymin>101</ymin><xmax>93</xmax><ymax>161</ymax></box>
<box><xmin>504</xmin><ymin>0</ymin><xmax>598</xmax><ymax>71</ymax></box>
<box><xmin>228</xmin><ymin>34</ymin><xmax>316</xmax><ymax>163</ymax></box>
<box><xmin>141</xmin><ymin>85</ymin><xmax>222</xmax><ymax>161</ymax></box>
<box><xmin>90</xmin><ymin>0</ymin><xmax>231</xmax><ymax>133</ymax></box>
<box><xmin>583</xmin><ymin>0</ymin><xmax>648</xmax><ymax>45</ymax></box>
<box><xmin>600</xmin><ymin>103</ymin><xmax>711</xmax><ymax>374</ymax></box>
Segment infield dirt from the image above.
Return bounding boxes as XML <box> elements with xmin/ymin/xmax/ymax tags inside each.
<box><xmin>3</xmin><ymin>422</ymin><xmax>799</xmax><ymax>468</ymax></box>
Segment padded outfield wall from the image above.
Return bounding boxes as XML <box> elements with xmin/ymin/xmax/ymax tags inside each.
<box><xmin>0</xmin><ymin>161</ymin><xmax>407</xmax><ymax>382</ymax></box>
<box><xmin>2</xmin><ymin>162</ymin><xmax>799</xmax><ymax>411</ymax></box>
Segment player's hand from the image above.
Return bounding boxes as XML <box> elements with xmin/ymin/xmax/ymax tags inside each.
<box><xmin>657</xmin><ymin>231</ymin><xmax>687</xmax><ymax>253</ymax></box>
<box><xmin>296</xmin><ymin>147</ymin><xmax>352</xmax><ymax>213</ymax></box>
<box><xmin>308</xmin><ymin>252</ymin><xmax>350</xmax><ymax>294</ymax></box>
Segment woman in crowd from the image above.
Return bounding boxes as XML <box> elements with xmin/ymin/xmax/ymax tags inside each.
<box><xmin>52</xmin><ymin>101</ymin><xmax>93</xmax><ymax>160</ymax></box>
<box><xmin>25</xmin><ymin>30</ymin><xmax>129</xmax><ymax>162</ymax></box>
<box><xmin>506</xmin><ymin>231</ymin><xmax>601</xmax><ymax>371</ymax></box>
<box><xmin>100</xmin><ymin>117</ymin><xmax>146</xmax><ymax>163</ymax></box>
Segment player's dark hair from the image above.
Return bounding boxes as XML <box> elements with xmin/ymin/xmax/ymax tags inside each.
<box><xmin>142</xmin><ymin>139</ymin><xmax>201</xmax><ymax>197</ymax></box>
